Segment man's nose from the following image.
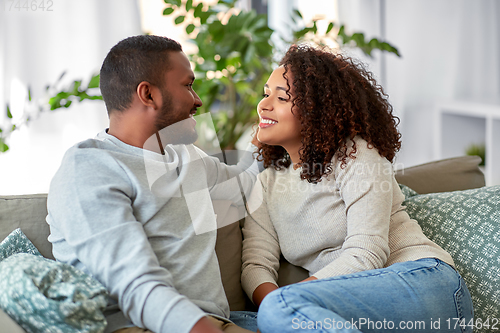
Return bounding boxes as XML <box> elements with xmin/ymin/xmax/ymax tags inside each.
<box><xmin>193</xmin><ymin>91</ymin><xmax>202</xmax><ymax>107</ymax></box>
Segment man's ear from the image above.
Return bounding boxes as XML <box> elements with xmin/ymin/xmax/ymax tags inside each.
<box><xmin>136</xmin><ymin>81</ymin><xmax>161</xmax><ymax>110</ymax></box>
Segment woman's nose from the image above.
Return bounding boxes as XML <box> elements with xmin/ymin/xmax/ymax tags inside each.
<box><xmin>258</xmin><ymin>98</ymin><xmax>272</xmax><ymax>113</ymax></box>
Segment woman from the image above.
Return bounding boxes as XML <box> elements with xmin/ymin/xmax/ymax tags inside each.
<box><xmin>242</xmin><ymin>44</ymin><xmax>473</xmax><ymax>333</ymax></box>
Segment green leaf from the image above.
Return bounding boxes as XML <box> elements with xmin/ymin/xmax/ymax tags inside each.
<box><xmin>292</xmin><ymin>9</ymin><xmax>303</xmax><ymax>19</ymax></box>
<box><xmin>163</xmin><ymin>7</ymin><xmax>174</xmax><ymax>15</ymax></box>
<box><xmin>185</xmin><ymin>0</ymin><xmax>193</xmax><ymax>11</ymax></box>
<box><xmin>217</xmin><ymin>0</ymin><xmax>237</xmax><ymax>7</ymax></box>
<box><xmin>193</xmin><ymin>3</ymin><xmax>203</xmax><ymax>18</ymax></box>
<box><xmin>381</xmin><ymin>42</ymin><xmax>400</xmax><ymax>56</ymax></box>
<box><xmin>71</xmin><ymin>80</ymin><xmax>82</xmax><ymax>94</ymax></box>
<box><xmin>326</xmin><ymin>22</ymin><xmax>334</xmax><ymax>34</ymax></box>
<box><xmin>0</xmin><ymin>138</ymin><xmax>9</xmax><ymax>153</ymax></box>
<box><xmin>199</xmin><ymin>11</ymin><xmax>211</xmax><ymax>24</ymax></box>
<box><xmin>87</xmin><ymin>96</ymin><xmax>103</xmax><ymax>101</ymax></box>
<box><xmin>28</xmin><ymin>87</ymin><xmax>32</xmax><ymax>101</ymax></box>
<box><xmin>186</xmin><ymin>23</ymin><xmax>195</xmax><ymax>34</ymax></box>
<box><xmin>293</xmin><ymin>27</ymin><xmax>313</xmax><ymax>40</ymax></box>
<box><xmin>164</xmin><ymin>0</ymin><xmax>181</xmax><ymax>5</ymax></box>
<box><xmin>6</xmin><ymin>105</ymin><xmax>12</xmax><ymax>119</ymax></box>
<box><xmin>174</xmin><ymin>15</ymin><xmax>185</xmax><ymax>24</ymax></box>
<box><xmin>11</xmin><ymin>124</ymin><xmax>16</xmax><ymax>132</ymax></box>
<box><xmin>88</xmin><ymin>74</ymin><xmax>100</xmax><ymax>89</ymax></box>
<box><xmin>338</xmin><ymin>25</ymin><xmax>346</xmax><ymax>39</ymax></box>
<box><xmin>351</xmin><ymin>32</ymin><xmax>365</xmax><ymax>46</ymax></box>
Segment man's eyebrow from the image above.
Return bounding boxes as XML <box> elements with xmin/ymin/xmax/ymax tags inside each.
<box><xmin>264</xmin><ymin>84</ymin><xmax>288</xmax><ymax>92</ymax></box>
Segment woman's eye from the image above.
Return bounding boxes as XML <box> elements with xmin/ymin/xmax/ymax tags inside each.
<box><xmin>262</xmin><ymin>93</ymin><xmax>269</xmax><ymax>98</ymax></box>
<box><xmin>278</xmin><ymin>97</ymin><xmax>288</xmax><ymax>101</ymax></box>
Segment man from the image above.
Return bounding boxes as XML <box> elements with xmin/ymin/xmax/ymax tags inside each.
<box><xmin>46</xmin><ymin>35</ymin><xmax>259</xmax><ymax>333</ymax></box>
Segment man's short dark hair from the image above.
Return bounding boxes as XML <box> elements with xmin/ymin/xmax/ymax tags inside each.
<box><xmin>100</xmin><ymin>35</ymin><xmax>182</xmax><ymax>113</ymax></box>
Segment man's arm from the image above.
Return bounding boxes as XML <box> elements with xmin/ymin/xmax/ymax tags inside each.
<box><xmin>47</xmin><ymin>148</ymin><xmax>206</xmax><ymax>333</ymax></box>
<box><xmin>199</xmin><ymin>144</ymin><xmax>262</xmax><ymax>205</ymax></box>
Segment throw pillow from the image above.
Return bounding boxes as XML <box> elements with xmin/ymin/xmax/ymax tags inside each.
<box><xmin>400</xmin><ymin>184</ymin><xmax>500</xmax><ymax>328</ymax></box>
<box><xmin>0</xmin><ymin>228</ymin><xmax>42</xmax><ymax>262</ymax></box>
<box><xmin>0</xmin><ymin>253</ymin><xmax>108</xmax><ymax>333</ymax></box>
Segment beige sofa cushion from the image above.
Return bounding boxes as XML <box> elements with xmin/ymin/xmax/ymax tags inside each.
<box><xmin>0</xmin><ymin>194</ymin><xmax>53</xmax><ymax>260</ymax></box>
<box><xmin>0</xmin><ymin>308</ymin><xmax>24</xmax><ymax>333</ymax></box>
<box><xmin>395</xmin><ymin>156</ymin><xmax>485</xmax><ymax>194</ymax></box>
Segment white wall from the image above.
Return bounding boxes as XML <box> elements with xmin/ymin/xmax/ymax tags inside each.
<box><xmin>0</xmin><ymin>0</ymin><xmax>142</xmax><ymax>195</ymax></box>
<box><xmin>338</xmin><ymin>0</ymin><xmax>500</xmax><ymax>169</ymax></box>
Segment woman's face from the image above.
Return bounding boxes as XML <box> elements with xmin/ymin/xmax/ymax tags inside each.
<box><xmin>257</xmin><ymin>66</ymin><xmax>302</xmax><ymax>153</ymax></box>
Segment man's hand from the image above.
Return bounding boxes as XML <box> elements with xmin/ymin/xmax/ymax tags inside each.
<box><xmin>190</xmin><ymin>317</ymin><xmax>224</xmax><ymax>333</ymax></box>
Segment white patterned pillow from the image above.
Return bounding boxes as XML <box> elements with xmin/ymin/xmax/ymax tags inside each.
<box><xmin>0</xmin><ymin>228</ymin><xmax>109</xmax><ymax>333</ymax></box>
<box><xmin>0</xmin><ymin>228</ymin><xmax>41</xmax><ymax>262</ymax></box>
<box><xmin>0</xmin><ymin>253</ymin><xmax>108</xmax><ymax>333</ymax></box>
<box><xmin>401</xmin><ymin>185</ymin><xmax>500</xmax><ymax>331</ymax></box>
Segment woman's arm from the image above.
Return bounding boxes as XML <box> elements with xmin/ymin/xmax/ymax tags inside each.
<box><xmin>252</xmin><ymin>282</ymin><xmax>279</xmax><ymax>307</ymax></box>
<box><xmin>241</xmin><ymin>177</ymin><xmax>282</xmax><ymax>305</ymax></box>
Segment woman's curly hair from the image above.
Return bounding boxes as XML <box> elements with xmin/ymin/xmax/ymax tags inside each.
<box><xmin>256</xmin><ymin>44</ymin><xmax>402</xmax><ymax>183</ymax></box>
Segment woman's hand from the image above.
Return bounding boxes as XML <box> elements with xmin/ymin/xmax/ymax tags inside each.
<box><xmin>252</xmin><ymin>282</ymin><xmax>278</xmax><ymax>308</ymax></box>
<box><xmin>300</xmin><ymin>276</ymin><xmax>318</xmax><ymax>283</ymax></box>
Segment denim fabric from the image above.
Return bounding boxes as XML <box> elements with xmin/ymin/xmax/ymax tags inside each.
<box><xmin>230</xmin><ymin>311</ymin><xmax>258</xmax><ymax>332</ymax></box>
<box><xmin>258</xmin><ymin>259</ymin><xmax>473</xmax><ymax>333</ymax></box>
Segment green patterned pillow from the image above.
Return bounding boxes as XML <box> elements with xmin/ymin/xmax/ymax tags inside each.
<box><xmin>401</xmin><ymin>184</ymin><xmax>500</xmax><ymax>329</ymax></box>
<box><xmin>0</xmin><ymin>228</ymin><xmax>42</xmax><ymax>261</ymax></box>
<box><xmin>0</xmin><ymin>253</ymin><xmax>108</xmax><ymax>333</ymax></box>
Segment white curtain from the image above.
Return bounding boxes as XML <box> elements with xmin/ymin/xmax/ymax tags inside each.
<box><xmin>338</xmin><ymin>0</ymin><xmax>500</xmax><ymax>168</ymax></box>
<box><xmin>0</xmin><ymin>0</ymin><xmax>142</xmax><ymax>194</ymax></box>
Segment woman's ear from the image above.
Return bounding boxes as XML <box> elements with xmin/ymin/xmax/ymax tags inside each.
<box><xmin>136</xmin><ymin>81</ymin><xmax>161</xmax><ymax>110</ymax></box>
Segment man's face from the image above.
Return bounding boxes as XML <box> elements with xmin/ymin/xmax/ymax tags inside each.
<box><xmin>155</xmin><ymin>51</ymin><xmax>202</xmax><ymax>144</ymax></box>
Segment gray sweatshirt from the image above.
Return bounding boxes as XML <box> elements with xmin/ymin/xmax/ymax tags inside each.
<box><xmin>241</xmin><ymin>137</ymin><xmax>454</xmax><ymax>299</ymax></box>
<box><xmin>47</xmin><ymin>130</ymin><xmax>259</xmax><ymax>333</ymax></box>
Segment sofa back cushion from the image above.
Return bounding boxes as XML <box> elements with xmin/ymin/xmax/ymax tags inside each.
<box><xmin>395</xmin><ymin>156</ymin><xmax>485</xmax><ymax>194</ymax></box>
<box><xmin>0</xmin><ymin>194</ymin><xmax>53</xmax><ymax>260</ymax></box>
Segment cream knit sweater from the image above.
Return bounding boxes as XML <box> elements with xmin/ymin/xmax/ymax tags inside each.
<box><xmin>241</xmin><ymin>137</ymin><xmax>454</xmax><ymax>300</ymax></box>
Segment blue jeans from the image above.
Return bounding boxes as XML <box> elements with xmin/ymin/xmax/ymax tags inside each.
<box><xmin>258</xmin><ymin>258</ymin><xmax>473</xmax><ymax>333</ymax></box>
<box><xmin>230</xmin><ymin>311</ymin><xmax>258</xmax><ymax>332</ymax></box>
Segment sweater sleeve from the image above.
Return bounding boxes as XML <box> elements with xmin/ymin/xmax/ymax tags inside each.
<box><xmin>47</xmin><ymin>148</ymin><xmax>205</xmax><ymax>333</ymax></box>
<box><xmin>241</xmin><ymin>175</ymin><xmax>281</xmax><ymax>300</ymax></box>
<box><xmin>313</xmin><ymin>143</ymin><xmax>393</xmax><ymax>279</ymax></box>
<box><xmin>200</xmin><ymin>144</ymin><xmax>261</xmax><ymax>205</ymax></box>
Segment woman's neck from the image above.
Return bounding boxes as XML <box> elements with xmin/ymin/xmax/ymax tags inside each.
<box><xmin>284</xmin><ymin>146</ymin><xmax>301</xmax><ymax>168</ymax></box>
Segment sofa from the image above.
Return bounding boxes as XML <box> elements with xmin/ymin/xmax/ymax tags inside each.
<box><xmin>0</xmin><ymin>155</ymin><xmax>498</xmax><ymax>333</ymax></box>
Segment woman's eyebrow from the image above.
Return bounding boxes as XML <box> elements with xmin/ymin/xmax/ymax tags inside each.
<box><xmin>264</xmin><ymin>84</ymin><xmax>287</xmax><ymax>92</ymax></box>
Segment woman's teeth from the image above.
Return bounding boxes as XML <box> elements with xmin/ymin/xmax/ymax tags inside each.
<box><xmin>261</xmin><ymin>118</ymin><xmax>277</xmax><ymax>124</ymax></box>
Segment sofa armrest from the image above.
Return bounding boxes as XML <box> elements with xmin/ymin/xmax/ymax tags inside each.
<box><xmin>0</xmin><ymin>309</ymin><xmax>25</xmax><ymax>333</ymax></box>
